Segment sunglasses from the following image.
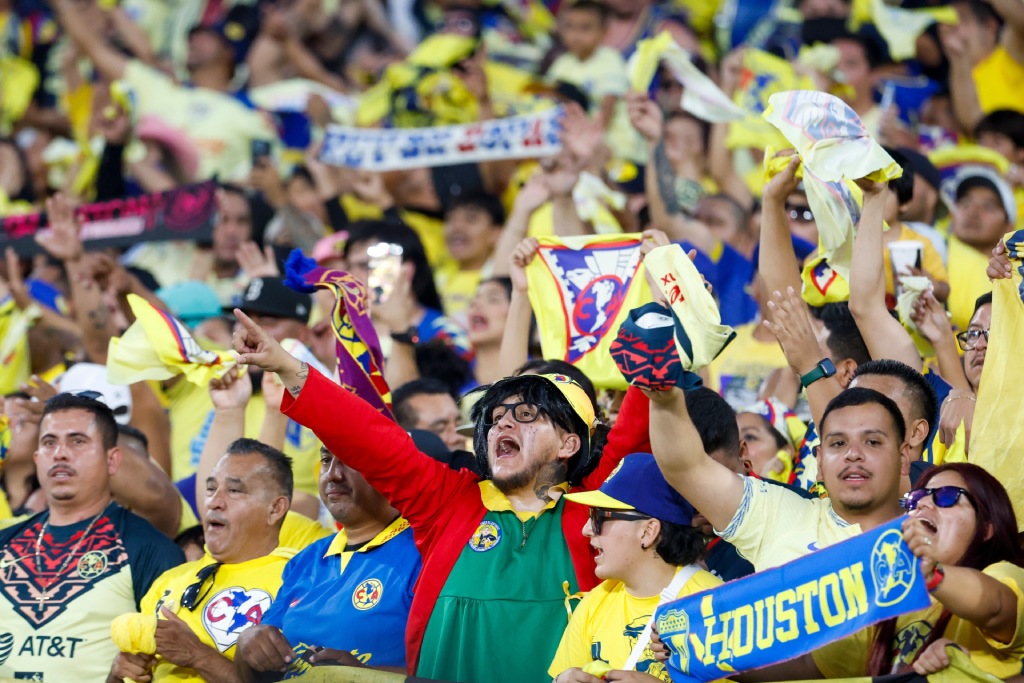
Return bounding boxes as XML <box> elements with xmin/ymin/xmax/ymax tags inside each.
<box><xmin>786</xmin><ymin>205</ymin><xmax>814</xmax><ymax>222</ymax></box>
<box><xmin>180</xmin><ymin>562</ymin><xmax>223</xmax><ymax>611</ymax></box>
<box><xmin>956</xmin><ymin>329</ymin><xmax>989</xmax><ymax>351</ymax></box>
<box><xmin>588</xmin><ymin>508</ymin><xmax>651</xmax><ymax>535</ymax></box>
<box><xmin>900</xmin><ymin>486</ymin><xmax>976</xmax><ymax>512</ymax></box>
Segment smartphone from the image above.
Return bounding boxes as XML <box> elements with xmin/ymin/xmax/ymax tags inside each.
<box><xmin>251</xmin><ymin>139</ymin><xmax>272</xmax><ymax>165</ymax></box>
<box><xmin>366</xmin><ymin>242</ymin><xmax>404</xmax><ymax>304</ymax></box>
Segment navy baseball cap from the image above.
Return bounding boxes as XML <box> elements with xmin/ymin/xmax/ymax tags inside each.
<box><xmin>564</xmin><ymin>452</ymin><xmax>696</xmax><ymax>526</ymax></box>
<box><xmin>233</xmin><ymin>277</ymin><xmax>311</xmax><ymax>323</ymax></box>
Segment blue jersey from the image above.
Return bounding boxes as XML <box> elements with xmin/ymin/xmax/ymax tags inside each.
<box><xmin>680</xmin><ymin>241</ymin><xmax>758</xmax><ymax>327</ymax></box>
<box><xmin>262</xmin><ymin>518</ymin><xmax>421</xmax><ymax>676</ymax></box>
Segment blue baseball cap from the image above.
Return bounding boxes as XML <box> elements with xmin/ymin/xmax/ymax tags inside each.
<box><xmin>564</xmin><ymin>453</ymin><xmax>696</xmax><ymax>526</ymax></box>
<box><xmin>157</xmin><ymin>281</ymin><xmax>224</xmax><ymax>328</ymax></box>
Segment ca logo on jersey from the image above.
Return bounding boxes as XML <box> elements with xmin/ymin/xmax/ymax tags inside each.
<box><xmin>352</xmin><ymin>579</ymin><xmax>383</xmax><ymax>611</ymax></box>
<box><xmin>202</xmin><ymin>587</ymin><xmax>272</xmax><ymax>652</ymax></box>
<box><xmin>468</xmin><ymin>521</ymin><xmax>501</xmax><ymax>552</ymax></box>
<box><xmin>77</xmin><ymin>550</ymin><xmax>108</xmax><ymax>578</ymax></box>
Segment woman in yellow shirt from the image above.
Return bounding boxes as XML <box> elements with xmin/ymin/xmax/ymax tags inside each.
<box><xmin>549</xmin><ymin>453</ymin><xmax>721</xmax><ymax>682</ymax></box>
<box><xmin>895</xmin><ymin>463</ymin><xmax>1024</xmax><ymax>677</ymax></box>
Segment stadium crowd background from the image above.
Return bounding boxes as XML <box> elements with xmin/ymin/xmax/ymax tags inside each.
<box><xmin>2</xmin><ymin>0</ymin><xmax>1024</xmax><ymax>681</ymax></box>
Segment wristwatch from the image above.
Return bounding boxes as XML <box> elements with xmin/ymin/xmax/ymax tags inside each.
<box><xmin>800</xmin><ymin>358</ymin><xmax>837</xmax><ymax>388</ymax></box>
<box><xmin>390</xmin><ymin>327</ymin><xmax>420</xmax><ymax>345</ymax></box>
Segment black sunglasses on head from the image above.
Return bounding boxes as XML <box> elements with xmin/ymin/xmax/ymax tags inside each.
<box><xmin>900</xmin><ymin>486</ymin><xmax>976</xmax><ymax>512</ymax></box>
<box><xmin>180</xmin><ymin>562</ymin><xmax>223</xmax><ymax>611</ymax></box>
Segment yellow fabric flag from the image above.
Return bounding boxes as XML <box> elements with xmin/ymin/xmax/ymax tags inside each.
<box><xmin>107</xmin><ymin>294</ymin><xmax>236</xmax><ymax>386</ymax></box>
<box><xmin>726</xmin><ymin>50</ymin><xmax>810</xmax><ymax>150</ymax></box>
<box><xmin>525</xmin><ymin>234</ymin><xmax>652</xmax><ymax>389</ymax></box>
<box><xmin>867</xmin><ymin>0</ymin><xmax>957</xmax><ymax>61</ymax></box>
<box><xmin>110</xmin><ymin>613</ymin><xmax>158</xmax><ymax>655</ymax></box>
<box><xmin>644</xmin><ymin>244</ymin><xmax>736</xmax><ymax>371</ymax></box>
<box><xmin>629</xmin><ymin>30</ymin><xmax>675</xmax><ymax>92</ymax></box>
<box><xmin>0</xmin><ymin>55</ymin><xmax>39</xmax><ymax>132</ymax></box>
<box><xmin>0</xmin><ymin>298</ymin><xmax>38</xmax><ymax>395</ymax></box>
<box><xmin>969</xmin><ymin>230</ymin><xmax>1024</xmax><ymax>530</ymax></box>
<box><xmin>895</xmin><ymin>274</ymin><xmax>936</xmax><ymax>358</ymax></box>
<box><xmin>801</xmin><ymin>255</ymin><xmax>851</xmax><ymax>306</ymax></box>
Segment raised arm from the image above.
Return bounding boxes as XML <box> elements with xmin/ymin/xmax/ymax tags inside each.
<box><xmin>627</xmin><ymin>92</ymin><xmax>715</xmax><ymax>253</ymax></box>
<box><xmin>707</xmin><ymin>49</ymin><xmax>754</xmax><ymax>209</ymax></box>
<box><xmin>847</xmin><ymin>180</ymin><xmax>923</xmax><ymax>371</ymax></box>
<box><xmin>758</xmin><ymin>155</ymin><xmax>804</xmax><ymax>296</ymax></box>
<box><xmin>234</xmin><ymin>309</ymin><xmax>475</xmax><ymax>532</ymax></box>
<box><xmin>645</xmin><ymin>388</ymin><xmax>745</xmax><ymax>533</ymax></box>
<box><xmin>195</xmin><ymin>368</ymin><xmax>251</xmax><ymax>522</ymax></box>
<box><xmin>495</xmin><ymin>237</ymin><xmax>538</xmax><ymax>378</ymax></box>
<box><xmin>763</xmin><ymin>287</ymin><xmax>843</xmax><ymax>429</ymax></box>
<box><xmin>54</xmin><ymin>0</ymin><xmax>129</xmax><ymax>81</ymax></box>
<box><xmin>991</xmin><ymin>0</ymin><xmax>1024</xmax><ymax>65</ymax></box>
<box><xmin>939</xmin><ymin>24</ymin><xmax>984</xmax><ymax>136</ymax></box>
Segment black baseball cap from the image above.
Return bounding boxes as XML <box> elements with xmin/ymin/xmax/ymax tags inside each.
<box><xmin>233</xmin><ymin>277</ymin><xmax>311</xmax><ymax>323</ymax></box>
<box><xmin>896</xmin><ymin>147</ymin><xmax>941</xmax><ymax>191</ymax></box>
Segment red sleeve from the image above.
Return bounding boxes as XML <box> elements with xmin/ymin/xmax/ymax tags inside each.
<box><xmin>581</xmin><ymin>386</ymin><xmax>650</xmax><ymax>490</ymax></box>
<box><xmin>281</xmin><ymin>369</ymin><xmax>479</xmax><ymax>534</ymax></box>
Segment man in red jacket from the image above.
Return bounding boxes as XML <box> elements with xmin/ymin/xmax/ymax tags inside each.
<box><xmin>231</xmin><ymin>309</ymin><xmax>651</xmax><ymax>683</ymax></box>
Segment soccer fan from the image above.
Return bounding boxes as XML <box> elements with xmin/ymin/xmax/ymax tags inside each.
<box><xmin>231</xmin><ymin>308</ymin><xmax>653</xmax><ymax>683</ymax></box>
<box><xmin>109</xmin><ymin>439</ymin><xmax>294</xmax><ymax>683</ymax></box>
<box><xmin>0</xmin><ymin>394</ymin><xmax>183</xmax><ymax>681</ymax></box>
<box><xmin>236</xmin><ymin>446</ymin><xmax>421</xmax><ymax>678</ymax></box>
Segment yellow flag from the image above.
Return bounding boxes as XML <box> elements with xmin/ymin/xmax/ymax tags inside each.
<box><xmin>0</xmin><ymin>298</ymin><xmax>37</xmax><ymax>395</ymax></box>
<box><xmin>970</xmin><ymin>230</ymin><xmax>1024</xmax><ymax>530</ymax></box>
<box><xmin>0</xmin><ymin>55</ymin><xmax>39</xmax><ymax>132</ymax></box>
<box><xmin>525</xmin><ymin>234</ymin><xmax>652</xmax><ymax>389</ymax></box>
<box><xmin>107</xmin><ymin>294</ymin><xmax>235</xmax><ymax>386</ymax></box>
<box><xmin>727</xmin><ymin>50</ymin><xmax>811</xmax><ymax>150</ymax></box>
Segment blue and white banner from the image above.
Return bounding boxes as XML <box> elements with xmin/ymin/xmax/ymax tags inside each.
<box><xmin>319</xmin><ymin>107</ymin><xmax>563</xmax><ymax>170</ymax></box>
<box><xmin>655</xmin><ymin>517</ymin><xmax>932</xmax><ymax>682</ymax></box>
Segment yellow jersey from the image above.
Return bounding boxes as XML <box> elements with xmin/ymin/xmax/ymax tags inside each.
<box><xmin>974</xmin><ymin>46</ymin><xmax>1024</xmax><ymax>115</ymax></box>
<box><xmin>946</xmin><ymin>236</ymin><xmax>993</xmax><ymax>331</ymax></box>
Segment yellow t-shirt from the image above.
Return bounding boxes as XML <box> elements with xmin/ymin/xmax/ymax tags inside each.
<box><xmin>279</xmin><ymin>510</ymin><xmax>332</xmax><ymax>551</ymax></box>
<box><xmin>140</xmin><ymin>548</ymin><xmax>295</xmax><ymax>682</ymax></box>
<box><xmin>883</xmin><ymin>225</ymin><xmax>949</xmax><ymax>297</ymax></box>
<box><xmin>545</xmin><ymin>46</ymin><xmax>644</xmax><ymax>165</ymax></box>
<box><xmin>946</xmin><ymin>236</ymin><xmax>993</xmax><ymax>331</ymax></box>
<box><xmin>548</xmin><ymin>569</ymin><xmax>722</xmax><ymax>681</ymax></box>
<box><xmin>813</xmin><ymin>562</ymin><xmax>1024</xmax><ymax>679</ymax></box>
<box><xmin>717</xmin><ymin>475</ymin><xmax>861</xmax><ymax>571</ymax></box>
<box><xmin>973</xmin><ymin>46</ymin><xmax>1024</xmax><ymax>115</ymax></box>
<box><xmin>434</xmin><ymin>263</ymin><xmax>482</xmax><ymax>328</ymax></box>
<box><xmin>706</xmin><ymin>324</ymin><xmax>790</xmax><ymax>410</ymax></box>
<box><xmin>165</xmin><ymin>378</ymin><xmax>215</xmax><ymax>482</ymax></box>
<box><xmin>123</xmin><ymin>61</ymin><xmax>278</xmax><ymax>182</ymax></box>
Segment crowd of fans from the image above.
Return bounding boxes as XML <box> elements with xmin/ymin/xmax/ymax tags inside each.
<box><xmin>2</xmin><ymin>0</ymin><xmax>1024</xmax><ymax>680</ymax></box>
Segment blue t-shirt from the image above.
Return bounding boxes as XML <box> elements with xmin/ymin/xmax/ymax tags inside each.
<box><xmin>262</xmin><ymin>518</ymin><xmax>422</xmax><ymax>676</ymax></box>
<box><xmin>679</xmin><ymin>241</ymin><xmax>758</xmax><ymax>327</ymax></box>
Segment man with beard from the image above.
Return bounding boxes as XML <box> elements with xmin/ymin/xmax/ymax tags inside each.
<box><xmin>230</xmin><ymin>309</ymin><xmax>652</xmax><ymax>683</ymax></box>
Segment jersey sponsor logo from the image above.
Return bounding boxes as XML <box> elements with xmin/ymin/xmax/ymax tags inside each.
<box><xmin>468</xmin><ymin>520</ymin><xmax>501</xmax><ymax>552</ymax></box>
<box><xmin>870</xmin><ymin>529</ymin><xmax>917</xmax><ymax>607</ymax></box>
<box><xmin>15</xmin><ymin>634</ymin><xmax>83</xmax><ymax>659</ymax></box>
<box><xmin>352</xmin><ymin>579</ymin><xmax>383</xmax><ymax>611</ymax></box>
<box><xmin>0</xmin><ymin>632</ymin><xmax>13</xmax><ymax>664</ymax></box>
<box><xmin>0</xmin><ymin>517</ymin><xmax>127</xmax><ymax>628</ymax></box>
<box><xmin>76</xmin><ymin>551</ymin><xmax>107</xmax><ymax>579</ymax></box>
<box><xmin>201</xmin><ymin>587</ymin><xmax>272</xmax><ymax>652</ymax></box>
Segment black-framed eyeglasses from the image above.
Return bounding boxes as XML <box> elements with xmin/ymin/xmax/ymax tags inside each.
<box><xmin>487</xmin><ymin>402</ymin><xmax>542</xmax><ymax>427</ymax></box>
<box><xmin>956</xmin><ymin>329</ymin><xmax>990</xmax><ymax>351</ymax></box>
<box><xmin>901</xmin><ymin>486</ymin><xmax>976</xmax><ymax>512</ymax></box>
<box><xmin>180</xmin><ymin>562</ymin><xmax>223</xmax><ymax>611</ymax></box>
<box><xmin>588</xmin><ymin>509</ymin><xmax>651</xmax><ymax>535</ymax></box>
<box><xmin>786</xmin><ymin>204</ymin><xmax>814</xmax><ymax>222</ymax></box>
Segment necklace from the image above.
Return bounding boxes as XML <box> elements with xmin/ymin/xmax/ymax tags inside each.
<box><xmin>32</xmin><ymin>512</ymin><xmax>103</xmax><ymax>613</ymax></box>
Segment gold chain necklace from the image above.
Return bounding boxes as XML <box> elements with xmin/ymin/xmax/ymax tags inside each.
<box><xmin>32</xmin><ymin>512</ymin><xmax>103</xmax><ymax>613</ymax></box>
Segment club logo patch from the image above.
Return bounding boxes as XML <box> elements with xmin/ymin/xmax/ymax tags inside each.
<box><xmin>468</xmin><ymin>521</ymin><xmax>501</xmax><ymax>552</ymax></box>
<box><xmin>201</xmin><ymin>587</ymin><xmax>272</xmax><ymax>652</ymax></box>
<box><xmin>352</xmin><ymin>579</ymin><xmax>383</xmax><ymax>610</ymax></box>
<box><xmin>77</xmin><ymin>550</ymin><xmax>108</xmax><ymax>579</ymax></box>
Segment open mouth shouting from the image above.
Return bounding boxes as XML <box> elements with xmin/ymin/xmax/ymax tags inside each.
<box><xmin>495</xmin><ymin>436</ymin><xmax>520</xmax><ymax>459</ymax></box>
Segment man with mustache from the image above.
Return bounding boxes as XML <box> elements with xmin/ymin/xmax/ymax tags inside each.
<box><xmin>109</xmin><ymin>439</ymin><xmax>294</xmax><ymax>683</ymax></box>
<box><xmin>0</xmin><ymin>393</ymin><xmax>183</xmax><ymax>682</ymax></box>
<box><xmin>236</xmin><ymin>446</ymin><xmax>421</xmax><ymax>679</ymax></box>
<box><xmin>230</xmin><ymin>309</ymin><xmax>652</xmax><ymax>683</ymax></box>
